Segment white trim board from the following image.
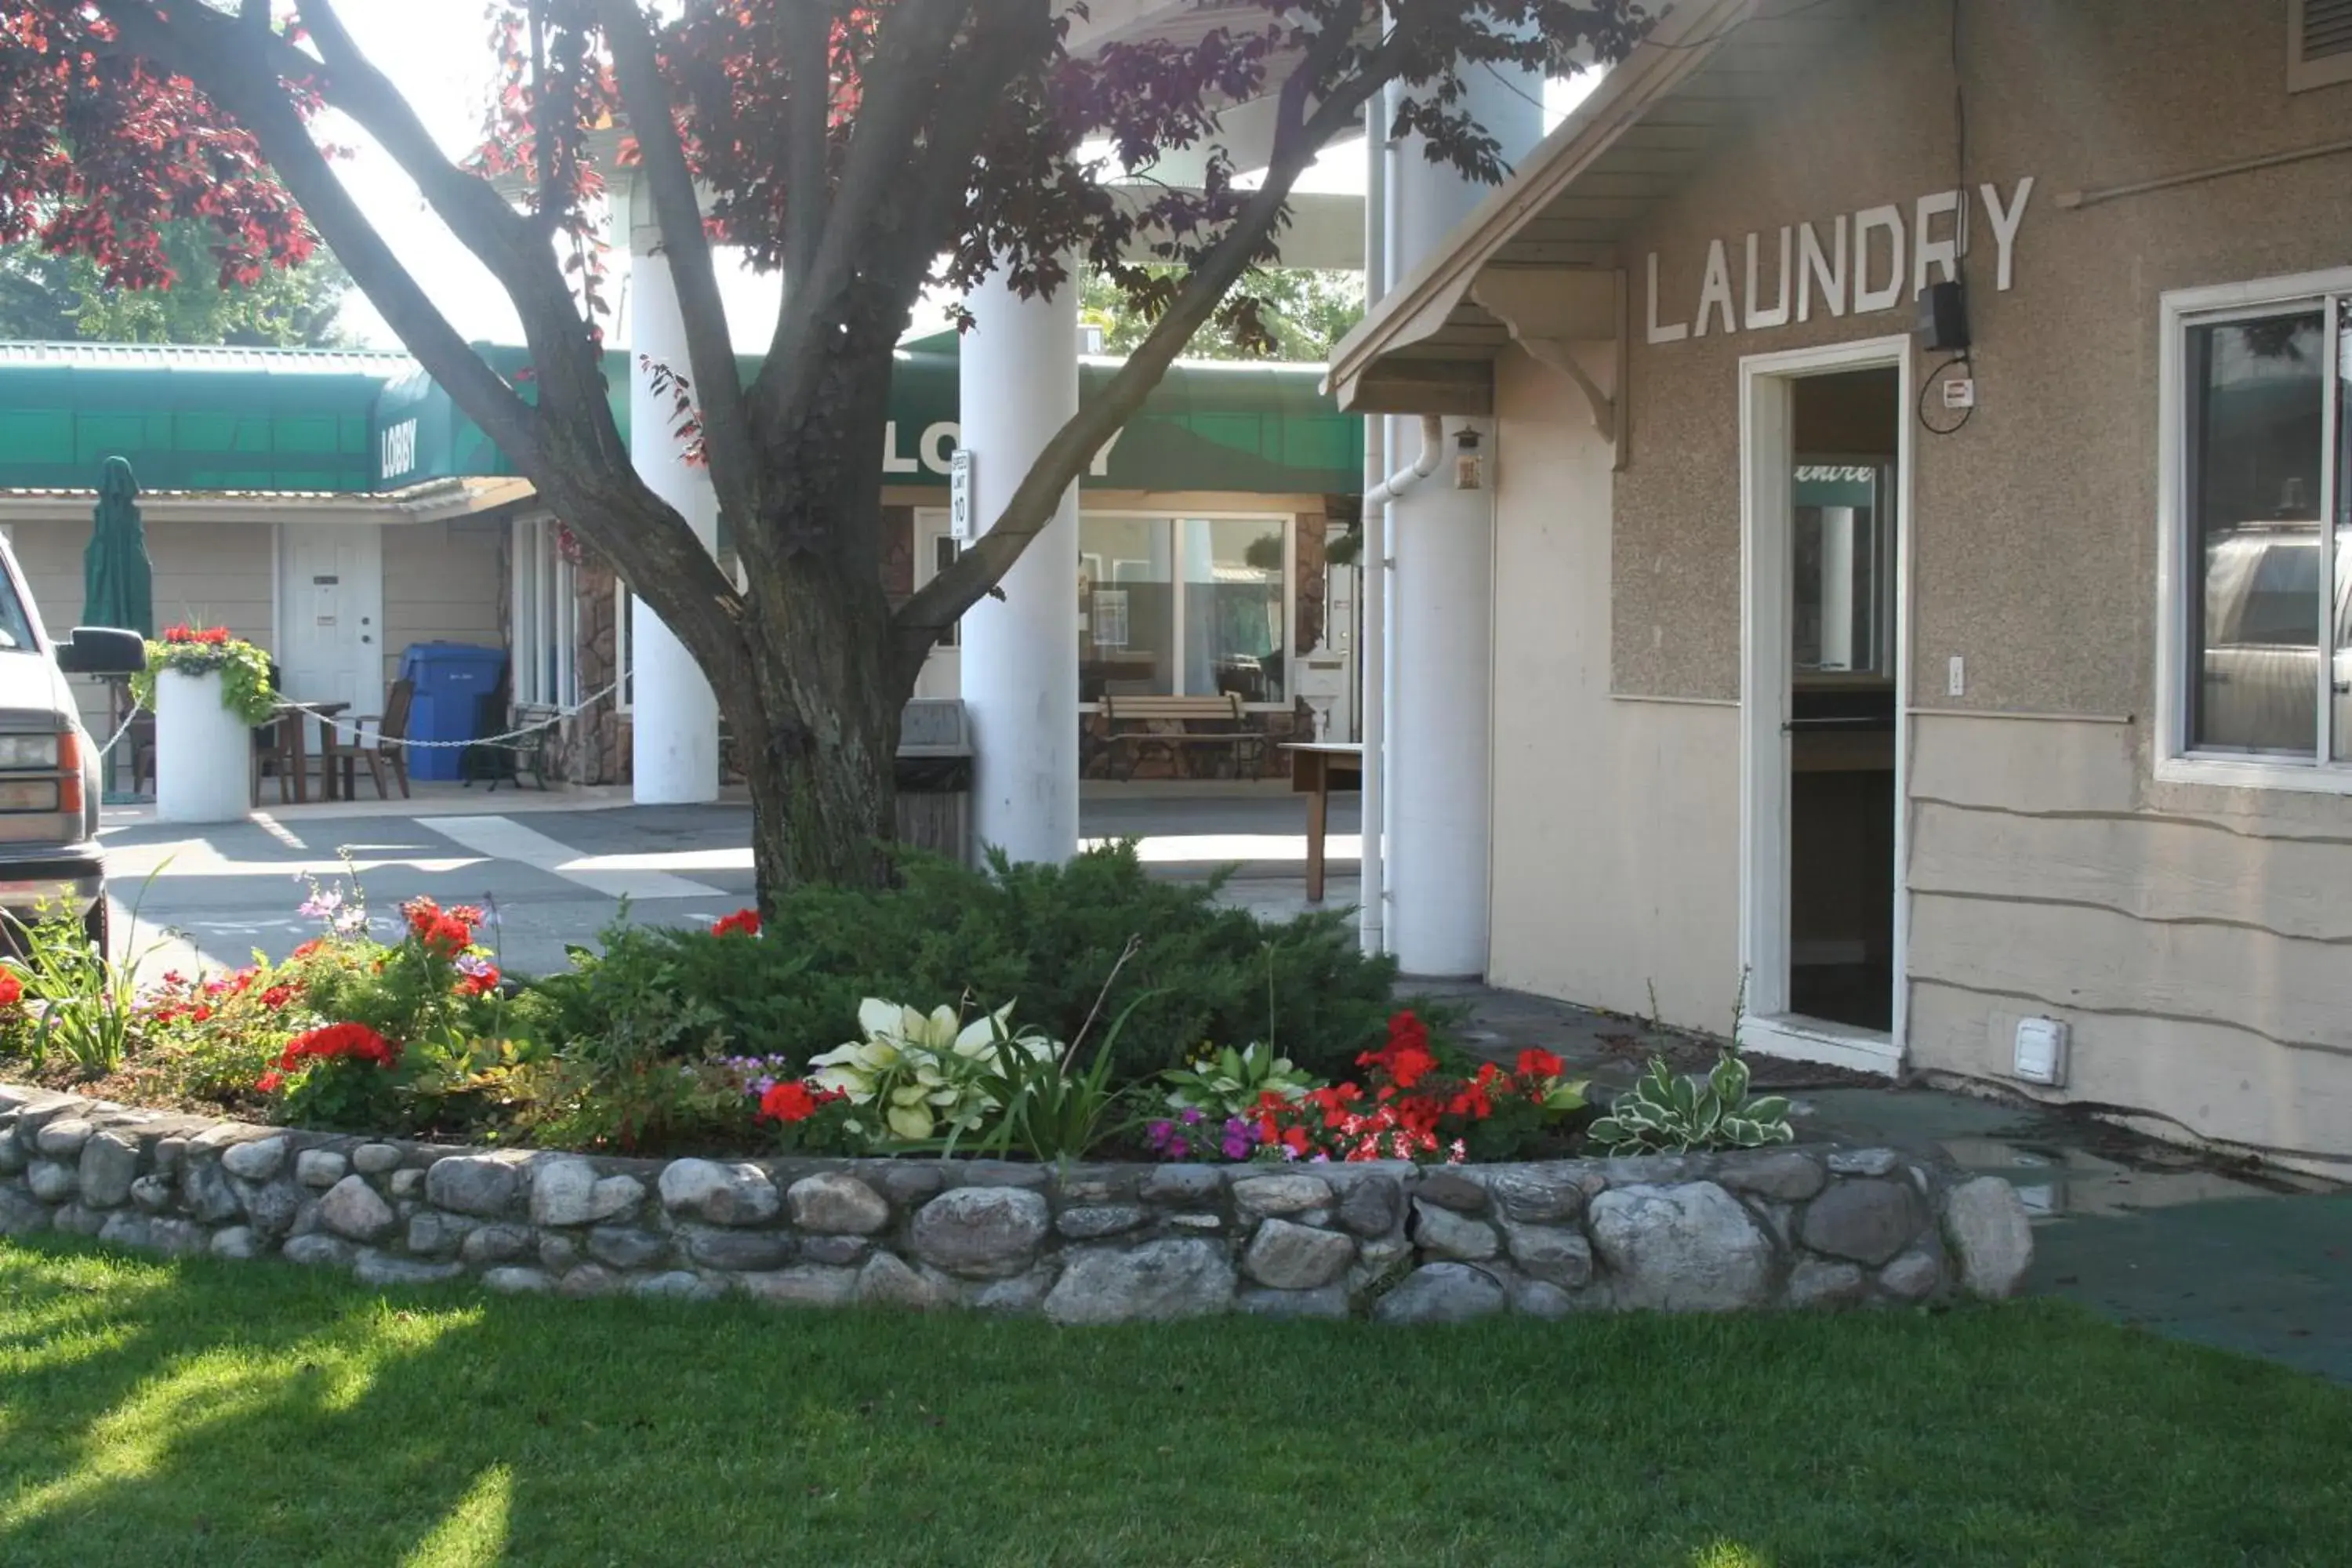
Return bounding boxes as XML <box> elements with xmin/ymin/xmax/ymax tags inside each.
<box><xmin>1737</xmin><ymin>332</ymin><xmax>1915</xmax><ymax>1078</ymax></box>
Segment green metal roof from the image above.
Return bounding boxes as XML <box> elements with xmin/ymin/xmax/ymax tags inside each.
<box><xmin>1</xmin><ymin>336</ymin><xmax>1363</xmax><ymax>501</ymax></box>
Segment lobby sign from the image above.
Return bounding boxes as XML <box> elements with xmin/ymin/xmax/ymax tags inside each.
<box><xmin>1646</xmin><ymin>176</ymin><xmax>2034</xmax><ymax>346</ymax></box>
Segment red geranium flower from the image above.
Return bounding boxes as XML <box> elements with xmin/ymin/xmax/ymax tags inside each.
<box><xmin>0</xmin><ymin>971</ymin><xmax>20</xmax><ymax>1007</ymax></box>
<box><xmin>277</xmin><ymin>1021</ymin><xmax>400</xmax><ymax>1071</ymax></box>
<box><xmin>711</xmin><ymin>909</ymin><xmax>760</xmax><ymax>938</ymax></box>
<box><xmin>291</xmin><ymin>939</ymin><xmax>325</xmax><ymax>960</ymax></box>
<box><xmin>420</xmin><ymin>914</ymin><xmax>473</xmax><ymax>956</ymax></box>
<box><xmin>260</xmin><ymin>984</ymin><xmax>297</xmax><ymax>1010</ymax></box>
<box><xmin>757</xmin><ymin>1080</ymin><xmax>836</xmax><ymax>1123</ymax></box>
<box><xmin>1515</xmin><ymin>1047</ymin><xmax>1566</xmax><ymax>1081</ymax></box>
<box><xmin>256</xmin><ymin>1070</ymin><xmax>284</xmax><ymax>1094</ymax></box>
<box><xmin>456</xmin><ymin>966</ymin><xmax>500</xmax><ymax>997</ymax></box>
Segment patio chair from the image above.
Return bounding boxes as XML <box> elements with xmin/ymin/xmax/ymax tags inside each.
<box><xmin>344</xmin><ymin>678</ymin><xmax>414</xmax><ymax>801</ymax></box>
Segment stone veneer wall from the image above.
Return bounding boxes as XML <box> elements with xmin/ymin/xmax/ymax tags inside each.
<box><xmin>0</xmin><ymin>1084</ymin><xmax>2034</xmax><ymax>1323</ymax></box>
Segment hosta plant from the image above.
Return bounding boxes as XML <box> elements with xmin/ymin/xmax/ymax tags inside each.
<box><xmin>805</xmin><ymin>998</ymin><xmax>1056</xmax><ymax>1148</ymax></box>
<box><xmin>1587</xmin><ymin>1051</ymin><xmax>1795</xmax><ymax>1155</ymax></box>
<box><xmin>1160</xmin><ymin>1041</ymin><xmax>1321</xmax><ymax>1121</ymax></box>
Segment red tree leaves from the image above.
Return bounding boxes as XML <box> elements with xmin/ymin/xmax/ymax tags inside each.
<box><xmin>0</xmin><ymin>6</ymin><xmax>316</xmax><ymax>291</ymax></box>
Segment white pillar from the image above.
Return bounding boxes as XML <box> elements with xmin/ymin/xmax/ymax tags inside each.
<box><xmin>960</xmin><ymin>267</ymin><xmax>1080</xmax><ymax>864</ymax></box>
<box><xmin>1382</xmin><ymin>64</ymin><xmax>1543</xmax><ymax>976</ymax></box>
<box><xmin>626</xmin><ymin>205</ymin><xmax>722</xmax><ymax>805</ymax></box>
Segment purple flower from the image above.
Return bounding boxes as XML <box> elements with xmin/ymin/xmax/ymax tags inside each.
<box><xmin>455</xmin><ymin>953</ymin><xmax>495</xmax><ymax>979</ymax></box>
<box><xmin>1168</xmin><ymin>1138</ymin><xmax>1189</xmax><ymax>1160</ymax></box>
<box><xmin>1146</xmin><ymin>1119</ymin><xmax>1174</xmax><ymax>1145</ymax></box>
<box><xmin>298</xmin><ymin>889</ymin><xmax>341</xmax><ymax>920</ymax></box>
<box><xmin>1221</xmin><ymin>1132</ymin><xmax>1251</xmax><ymax>1161</ymax></box>
<box><xmin>1179</xmin><ymin>1107</ymin><xmax>1206</xmax><ymax>1126</ymax></box>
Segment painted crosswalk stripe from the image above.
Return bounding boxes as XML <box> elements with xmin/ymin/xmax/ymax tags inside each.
<box><xmin>417</xmin><ymin>815</ymin><xmax>726</xmax><ymax>900</ymax></box>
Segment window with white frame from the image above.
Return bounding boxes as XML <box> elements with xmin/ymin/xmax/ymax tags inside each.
<box><xmin>1076</xmin><ymin>513</ymin><xmax>1291</xmax><ymax>706</ymax></box>
<box><xmin>510</xmin><ymin>514</ymin><xmax>579</xmax><ymax>710</ymax></box>
<box><xmin>2163</xmin><ymin>279</ymin><xmax>2352</xmax><ymax>783</ymax></box>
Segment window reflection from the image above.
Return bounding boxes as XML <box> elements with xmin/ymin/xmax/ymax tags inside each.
<box><xmin>1077</xmin><ymin>515</ymin><xmax>1288</xmax><ymax>704</ymax></box>
<box><xmin>2188</xmin><ymin>310</ymin><xmax>2324</xmax><ymax>756</ymax></box>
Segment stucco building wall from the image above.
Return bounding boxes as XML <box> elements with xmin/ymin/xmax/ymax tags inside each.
<box><xmin>1484</xmin><ymin>0</ymin><xmax>2352</xmax><ymax>1167</ymax></box>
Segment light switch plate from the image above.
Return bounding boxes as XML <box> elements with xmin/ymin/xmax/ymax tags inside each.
<box><xmin>1947</xmin><ymin>655</ymin><xmax>1965</xmax><ymax>696</ymax></box>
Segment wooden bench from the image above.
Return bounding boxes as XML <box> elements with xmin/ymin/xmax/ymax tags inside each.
<box><xmin>1100</xmin><ymin>692</ymin><xmax>1267</xmax><ymax>781</ymax></box>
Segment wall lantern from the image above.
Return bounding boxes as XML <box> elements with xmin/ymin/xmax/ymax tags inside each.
<box><xmin>1452</xmin><ymin>428</ymin><xmax>1484</xmax><ymax>490</ymax></box>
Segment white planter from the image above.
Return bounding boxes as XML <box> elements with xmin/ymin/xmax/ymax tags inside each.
<box><xmin>154</xmin><ymin>669</ymin><xmax>252</xmax><ymax>824</ymax></box>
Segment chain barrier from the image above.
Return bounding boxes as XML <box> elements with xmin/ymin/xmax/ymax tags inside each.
<box><xmin>94</xmin><ymin>673</ymin><xmax>630</xmax><ymax>758</ymax></box>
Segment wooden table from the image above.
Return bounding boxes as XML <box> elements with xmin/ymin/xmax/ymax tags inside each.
<box><xmin>1283</xmin><ymin>742</ymin><xmax>1361</xmax><ymax>903</ymax></box>
<box><xmin>271</xmin><ymin>700</ymin><xmax>350</xmax><ymax>804</ymax></box>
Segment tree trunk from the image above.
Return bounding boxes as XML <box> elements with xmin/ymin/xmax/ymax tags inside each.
<box><xmin>728</xmin><ymin>553</ymin><xmax>908</xmax><ymax>907</ymax></box>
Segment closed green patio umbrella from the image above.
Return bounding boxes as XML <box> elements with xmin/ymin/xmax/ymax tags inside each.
<box><xmin>84</xmin><ymin>456</ymin><xmax>154</xmax><ymax>797</ymax></box>
<box><xmin>84</xmin><ymin>456</ymin><xmax>154</xmax><ymax>637</ymax></box>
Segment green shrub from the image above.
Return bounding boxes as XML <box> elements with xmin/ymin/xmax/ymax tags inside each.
<box><xmin>527</xmin><ymin>844</ymin><xmax>1397</xmax><ymax>1084</ymax></box>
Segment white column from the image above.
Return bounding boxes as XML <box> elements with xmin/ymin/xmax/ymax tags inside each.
<box><xmin>626</xmin><ymin>202</ymin><xmax>722</xmax><ymax>805</ymax></box>
<box><xmin>960</xmin><ymin>267</ymin><xmax>1080</xmax><ymax>864</ymax></box>
<box><xmin>1382</xmin><ymin>64</ymin><xmax>1543</xmax><ymax>976</ymax></box>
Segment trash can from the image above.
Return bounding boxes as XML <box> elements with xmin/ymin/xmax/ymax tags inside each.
<box><xmin>896</xmin><ymin>699</ymin><xmax>972</xmax><ymax>865</ymax></box>
<box><xmin>399</xmin><ymin>643</ymin><xmax>506</xmax><ymax>782</ymax></box>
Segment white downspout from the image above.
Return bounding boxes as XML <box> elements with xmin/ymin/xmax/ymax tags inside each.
<box><xmin>1359</xmin><ymin>412</ymin><xmax>1441</xmax><ymax>957</ymax></box>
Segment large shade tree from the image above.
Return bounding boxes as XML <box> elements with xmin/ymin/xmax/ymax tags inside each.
<box><xmin>1</xmin><ymin>0</ymin><xmax>1643</xmax><ymax>902</ymax></box>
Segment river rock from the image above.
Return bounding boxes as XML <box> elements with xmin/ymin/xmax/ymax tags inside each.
<box><xmin>426</xmin><ymin>1153</ymin><xmax>526</xmax><ymax>1218</ymax></box>
<box><xmin>658</xmin><ymin>1159</ymin><xmax>780</xmax><ymax>1226</ymax></box>
<box><xmin>78</xmin><ymin>1132</ymin><xmax>139</xmax><ymax>1208</ymax></box>
<box><xmin>1243</xmin><ymin>1218</ymin><xmax>1356</xmax><ymax>1290</ymax></box>
<box><xmin>1588</xmin><ymin>1181</ymin><xmax>1773</xmax><ymax>1312</ymax></box>
<box><xmin>220</xmin><ymin>1136</ymin><xmax>289</xmax><ymax>1181</ymax></box>
<box><xmin>1718</xmin><ymin>1150</ymin><xmax>1827</xmax><ymax>1202</ymax></box>
<box><xmin>317</xmin><ymin>1174</ymin><xmax>397</xmax><ymax>1243</ymax></box>
<box><xmin>739</xmin><ymin>1265</ymin><xmax>858</xmax><ymax>1309</ymax></box>
<box><xmin>1501</xmin><ymin>1221</ymin><xmax>1592</xmax><ymax>1287</ymax></box>
<box><xmin>1044</xmin><ymin>1239</ymin><xmax>1235</xmax><ymax>1325</ymax></box>
<box><xmin>1943</xmin><ymin>1177</ymin><xmax>2034</xmax><ymax>1298</ymax></box>
<box><xmin>1231</xmin><ymin>1174</ymin><xmax>1332</xmax><ymax>1218</ymax></box>
<box><xmin>786</xmin><ymin>1172</ymin><xmax>890</xmax><ymax>1235</ymax></box>
<box><xmin>1372</xmin><ymin>1262</ymin><xmax>1507</xmax><ymax>1324</ymax></box>
<box><xmin>1410</xmin><ymin>1199</ymin><xmax>1499</xmax><ymax>1261</ymax></box>
<box><xmin>1798</xmin><ymin>1178</ymin><xmax>1923</xmax><ymax>1266</ymax></box>
<box><xmin>856</xmin><ymin>1250</ymin><xmax>954</xmax><ymax>1310</ymax></box>
<box><xmin>910</xmin><ymin>1186</ymin><xmax>1050</xmax><ymax>1279</ymax></box>
<box><xmin>295</xmin><ymin>1149</ymin><xmax>349</xmax><ymax>1188</ymax></box>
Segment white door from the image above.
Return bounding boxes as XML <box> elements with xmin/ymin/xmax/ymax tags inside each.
<box><xmin>911</xmin><ymin>507</ymin><xmax>961</xmax><ymax>700</ymax></box>
<box><xmin>278</xmin><ymin>524</ymin><xmax>385</xmax><ymax>716</ymax></box>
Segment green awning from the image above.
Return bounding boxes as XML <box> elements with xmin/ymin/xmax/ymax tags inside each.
<box><xmin>0</xmin><ymin>336</ymin><xmax>1363</xmax><ymax>503</ymax></box>
<box><xmin>0</xmin><ymin>343</ymin><xmax>408</xmax><ymax>494</ymax></box>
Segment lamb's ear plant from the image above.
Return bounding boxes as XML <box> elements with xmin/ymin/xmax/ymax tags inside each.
<box><xmin>1588</xmin><ymin>1049</ymin><xmax>1794</xmax><ymax>1155</ymax></box>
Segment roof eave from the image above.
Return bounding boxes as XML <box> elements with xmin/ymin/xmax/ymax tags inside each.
<box><xmin>1323</xmin><ymin>0</ymin><xmax>1751</xmax><ymax>411</ymax></box>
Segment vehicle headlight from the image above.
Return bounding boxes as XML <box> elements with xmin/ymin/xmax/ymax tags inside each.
<box><xmin>0</xmin><ymin>734</ymin><xmax>59</xmax><ymax>770</ymax></box>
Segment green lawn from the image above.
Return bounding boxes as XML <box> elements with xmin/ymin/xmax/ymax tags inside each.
<box><xmin>2</xmin><ymin>1236</ymin><xmax>2347</xmax><ymax>1567</ymax></box>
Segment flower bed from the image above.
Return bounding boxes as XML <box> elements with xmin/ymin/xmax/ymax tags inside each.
<box><xmin>0</xmin><ymin>1082</ymin><xmax>2035</xmax><ymax>1323</ymax></box>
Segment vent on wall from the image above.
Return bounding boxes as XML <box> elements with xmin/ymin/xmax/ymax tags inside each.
<box><xmin>2292</xmin><ymin>0</ymin><xmax>2352</xmax><ymax>90</ymax></box>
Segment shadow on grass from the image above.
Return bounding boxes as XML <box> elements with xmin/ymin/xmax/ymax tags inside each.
<box><xmin>2</xmin><ymin>1233</ymin><xmax>2350</xmax><ymax>1567</ymax></box>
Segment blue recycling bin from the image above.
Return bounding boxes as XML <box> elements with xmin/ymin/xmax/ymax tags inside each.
<box><xmin>398</xmin><ymin>643</ymin><xmax>506</xmax><ymax>781</ymax></box>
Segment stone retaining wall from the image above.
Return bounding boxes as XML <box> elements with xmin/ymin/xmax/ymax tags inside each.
<box><xmin>0</xmin><ymin>1084</ymin><xmax>2034</xmax><ymax>1323</ymax></box>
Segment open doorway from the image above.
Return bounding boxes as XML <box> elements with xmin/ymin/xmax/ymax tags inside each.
<box><xmin>1737</xmin><ymin>337</ymin><xmax>1911</xmax><ymax>1075</ymax></box>
<box><xmin>1786</xmin><ymin>368</ymin><xmax>1900</xmax><ymax>1029</ymax></box>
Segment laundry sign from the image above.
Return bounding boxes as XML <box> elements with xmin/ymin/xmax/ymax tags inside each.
<box><xmin>1646</xmin><ymin>177</ymin><xmax>2034</xmax><ymax>346</ymax></box>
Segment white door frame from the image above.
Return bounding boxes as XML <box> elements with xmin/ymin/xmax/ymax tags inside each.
<box><xmin>1736</xmin><ymin>332</ymin><xmax>1913</xmax><ymax>1077</ymax></box>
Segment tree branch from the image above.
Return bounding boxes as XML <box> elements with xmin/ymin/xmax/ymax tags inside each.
<box><xmin>888</xmin><ymin>7</ymin><xmax>1387</xmax><ymax>679</ymax></box>
<box><xmin>597</xmin><ymin>0</ymin><xmax>760</xmax><ymax>529</ymax></box>
<box><xmin>92</xmin><ymin>1</ymin><xmax>546</xmax><ymax>475</ymax></box>
<box><xmin>750</xmin><ymin>0</ymin><xmax>993</xmax><ymax>422</ymax></box>
<box><xmin>779</xmin><ymin>1</ymin><xmax>831</xmax><ymax>289</ymax></box>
